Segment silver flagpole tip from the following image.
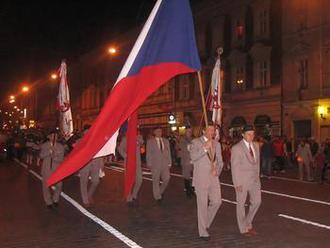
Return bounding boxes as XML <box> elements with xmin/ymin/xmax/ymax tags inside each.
<box><xmin>216</xmin><ymin>47</ymin><xmax>223</xmax><ymax>56</ymax></box>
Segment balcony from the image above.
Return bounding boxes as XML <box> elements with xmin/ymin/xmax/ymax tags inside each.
<box><xmin>223</xmin><ymin>84</ymin><xmax>280</xmax><ymax>104</ymax></box>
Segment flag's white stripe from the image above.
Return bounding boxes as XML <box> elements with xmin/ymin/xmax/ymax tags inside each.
<box><xmin>115</xmin><ymin>0</ymin><xmax>163</xmax><ymax>85</ymax></box>
<box><xmin>16</xmin><ymin>160</ymin><xmax>142</xmax><ymax>248</ymax></box>
<box><xmin>94</xmin><ymin>132</ymin><xmax>119</xmax><ymax>158</ymax></box>
<box><xmin>94</xmin><ymin>0</ymin><xmax>163</xmax><ymax>158</ymax></box>
<box><xmin>279</xmin><ymin>214</ymin><xmax>330</xmax><ymax>230</ymax></box>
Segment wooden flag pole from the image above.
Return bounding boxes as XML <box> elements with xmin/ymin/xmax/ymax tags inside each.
<box><xmin>198</xmin><ymin>84</ymin><xmax>211</xmax><ymax>134</ymax></box>
<box><xmin>197</xmin><ymin>71</ymin><xmax>209</xmax><ymax>132</ymax></box>
<box><xmin>197</xmin><ymin>70</ymin><xmax>216</xmax><ymax>176</ymax></box>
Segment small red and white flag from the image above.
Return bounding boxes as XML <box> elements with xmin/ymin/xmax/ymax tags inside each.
<box><xmin>57</xmin><ymin>60</ymin><xmax>73</xmax><ymax>139</ymax></box>
<box><xmin>208</xmin><ymin>57</ymin><xmax>222</xmax><ymax>125</ymax></box>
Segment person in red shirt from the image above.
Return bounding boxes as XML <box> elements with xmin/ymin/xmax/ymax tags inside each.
<box><xmin>273</xmin><ymin>137</ymin><xmax>286</xmax><ymax>173</ymax></box>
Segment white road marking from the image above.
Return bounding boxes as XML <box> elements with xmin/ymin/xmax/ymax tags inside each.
<box><xmin>15</xmin><ymin>160</ymin><xmax>143</xmax><ymax>248</ymax></box>
<box><xmin>279</xmin><ymin>214</ymin><xmax>330</xmax><ymax>230</ymax></box>
<box><xmin>107</xmin><ymin>164</ymin><xmax>330</xmax><ymax>207</ymax></box>
<box><xmin>60</xmin><ymin>192</ymin><xmax>142</xmax><ymax>248</ymax></box>
<box><xmin>270</xmin><ymin>176</ymin><xmax>315</xmax><ymax>184</ymax></box>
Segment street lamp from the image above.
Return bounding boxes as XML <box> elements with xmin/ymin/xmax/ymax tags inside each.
<box><xmin>318</xmin><ymin>105</ymin><xmax>327</xmax><ymax>120</ymax></box>
<box><xmin>51</xmin><ymin>73</ymin><xmax>58</xmax><ymax>80</ymax></box>
<box><xmin>108</xmin><ymin>47</ymin><xmax>117</xmax><ymax>55</ymax></box>
<box><xmin>9</xmin><ymin>95</ymin><xmax>15</xmax><ymax>103</ymax></box>
<box><xmin>22</xmin><ymin>86</ymin><xmax>29</xmax><ymax>93</ymax></box>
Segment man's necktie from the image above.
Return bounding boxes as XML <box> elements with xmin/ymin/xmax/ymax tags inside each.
<box><xmin>159</xmin><ymin>139</ymin><xmax>163</xmax><ymax>152</ymax></box>
<box><xmin>249</xmin><ymin>144</ymin><xmax>254</xmax><ymax>160</ymax></box>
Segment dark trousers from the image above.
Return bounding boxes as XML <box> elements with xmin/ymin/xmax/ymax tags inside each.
<box><xmin>184</xmin><ymin>179</ymin><xmax>194</xmax><ymax>197</ymax></box>
<box><xmin>321</xmin><ymin>163</ymin><xmax>329</xmax><ymax>182</ymax></box>
<box><xmin>274</xmin><ymin>156</ymin><xmax>285</xmax><ymax>171</ymax></box>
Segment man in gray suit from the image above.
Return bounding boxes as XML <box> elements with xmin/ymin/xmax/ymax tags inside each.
<box><xmin>178</xmin><ymin>127</ymin><xmax>194</xmax><ymax>198</ymax></box>
<box><xmin>39</xmin><ymin>130</ymin><xmax>65</xmax><ymax>208</ymax></box>
<box><xmin>146</xmin><ymin>127</ymin><xmax>171</xmax><ymax>203</ymax></box>
<box><xmin>190</xmin><ymin>124</ymin><xmax>223</xmax><ymax>240</ymax></box>
<box><xmin>231</xmin><ymin>125</ymin><xmax>261</xmax><ymax>236</ymax></box>
<box><xmin>118</xmin><ymin>132</ymin><xmax>144</xmax><ymax>205</ymax></box>
<box><xmin>78</xmin><ymin>125</ymin><xmax>104</xmax><ymax>207</ymax></box>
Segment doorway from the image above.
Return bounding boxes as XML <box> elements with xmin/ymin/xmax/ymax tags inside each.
<box><xmin>293</xmin><ymin>120</ymin><xmax>311</xmax><ymax>139</ymax></box>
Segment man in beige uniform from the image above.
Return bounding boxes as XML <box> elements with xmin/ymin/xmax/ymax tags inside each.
<box><xmin>79</xmin><ymin>125</ymin><xmax>104</xmax><ymax>207</ymax></box>
<box><xmin>146</xmin><ymin>127</ymin><xmax>171</xmax><ymax>203</ymax></box>
<box><xmin>118</xmin><ymin>133</ymin><xmax>144</xmax><ymax>205</ymax></box>
<box><xmin>231</xmin><ymin>125</ymin><xmax>261</xmax><ymax>236</ymax></box>
<box><xmin>39</xmin><ymin>131</ymin><xmax>65</xmax><ymax>208</ymax></box>
<box><xmin>178</xmin><ymin>127</ymin><xmax>194</xmax><ymax>198</ymax></box>
<box><xmin>190</xmin><ymin>124</ymin><xmax>223</xmax><ymax>240</ymax></box>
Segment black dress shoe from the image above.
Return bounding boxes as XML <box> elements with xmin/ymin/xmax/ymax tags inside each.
<box><xmin>46</xmin><ymin>204</ymin><xmax>53</xmax><ymax>209</ymax></box>
<box><xmin>53</xmin><ymin>202</ymin><xmax>59</xmax><ymax>208</ymax></box>
<box><xmin>156</xmin><ymin>199</ymin><xmax>162</xmax><ymax>205</ymax></box>
<box><xmin>199</xmin><ymin>236</ymin><xmax>210</xmax><ymax>241</ymax></box>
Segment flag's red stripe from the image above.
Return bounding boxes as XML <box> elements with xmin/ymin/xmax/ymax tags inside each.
<box><xmin>48</xmin><ymin>62</ymin><xmax>196</xmax><ymax>186</ymax></box>
<box><xmin>124</xmin><ymin>111</ymin><xmax>138</xmax><ymax>198</ymax></box>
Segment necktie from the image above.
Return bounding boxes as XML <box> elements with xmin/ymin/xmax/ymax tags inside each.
<box><xmin>159</xmin><ymin>138</ymin><xmax>163</xmax><ymax>151</ymax></box>
<box><xmin>249</xmin><ymin>144</ymin><xmax>254</xmax><ymax>159</ymax></box>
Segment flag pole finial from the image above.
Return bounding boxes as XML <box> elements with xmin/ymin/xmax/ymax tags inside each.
<box><xmin>216</xmin><ymin>47</ymin><xmax>223</xmax><ymax>58</ymax></box>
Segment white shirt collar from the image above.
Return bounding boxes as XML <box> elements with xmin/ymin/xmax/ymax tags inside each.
<box><xmin>243</xmin><ymin>139</ymin><xmax>252</xmax><ymax>148</ymax></box>
<box><xmin>203</xmin><ymin>136</ymin><xmax>208</xmax><ymax>142</ymax></box>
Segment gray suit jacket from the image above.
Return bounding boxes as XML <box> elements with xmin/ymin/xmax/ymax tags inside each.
<box><xmin>190</xmin><ymin>136</ymin><xmax>223</xmax><ymax>189</ymax></box>
<box><xmin>117</xmin><ymin>135</ymin><xmax>143</xmax><ymax>166</ymax></box>
<box><xmin>39</xmin><ymin>141</ymin><xmax>65</xmax><ymax>168</ymax></box>
<box><xmin>178</xmin><ymin>137</ymin><xmax>193</xmax><ymax>166</ymax></box>
<box><xmin>231</xmin><ymin>140</ymin><xmax>260</xmax><ymax>187</ymax></box>
<box><xmin>146</xmin><ymin>137</ymin><xmax>171</xmax><ymax>169</ymax></box>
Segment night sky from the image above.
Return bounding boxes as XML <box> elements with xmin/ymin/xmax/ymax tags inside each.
<box><xmin>0</xmin><ymin>0</ymin><xmax>158</xmax><ymax>100</ymax></box>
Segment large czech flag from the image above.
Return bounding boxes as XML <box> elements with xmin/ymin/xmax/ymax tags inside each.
<box><xmin>48</xmin><ymin>0</ymin><xmax>201</xmax><ymax>186</ymax></box>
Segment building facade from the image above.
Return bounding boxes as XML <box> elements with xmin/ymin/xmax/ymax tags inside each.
<box><xmin>281</xmin><ymin>0</ymin><xmax>330</xmax><ymax>143</ymax></box>
<box><xmin>193</xmin><ymin>0</ymin><xmax>282</xmax><ymax>138</ymax></box>
<box><xmin>28</xmin><ymin>0</ymin><xmax>330</xmax><ymax>142</ymax></box>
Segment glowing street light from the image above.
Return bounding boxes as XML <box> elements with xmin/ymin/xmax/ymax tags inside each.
<box><xmin>51</xmin><ymin>73</ymin><xmax>58</xmax><ymax>80</ymax></box>
<box><xmin>14</xmin><ymin>106</ymin><xmax>17</xmax><ymax>109</ymax></box>
<box><xmin>22</xmin><ymin>86</ymin><xmax>29</xmax><ymax>93</ymax></box>
<box><xmin>108</xmin><ymin>47</ymin><xmax>117</xmax><ymax>55</ymax></box>
<box><xmin>318</xmin><ymin>105</ymin><xmax>327</xmax><ymax>120</ymax></box>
